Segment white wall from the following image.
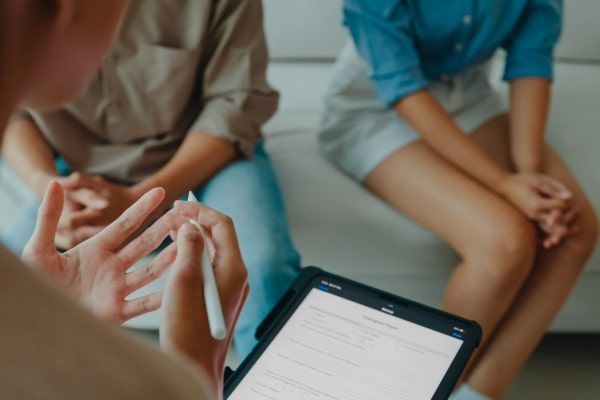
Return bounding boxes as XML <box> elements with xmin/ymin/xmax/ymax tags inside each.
<box><xmin>556</xmin><ymin>0</ymin><xmax>600</xmax><ymax>61</ymax></box>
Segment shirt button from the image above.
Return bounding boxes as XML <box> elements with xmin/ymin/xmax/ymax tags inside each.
<box><xmin>463</xmin><ymin>15</ymin><xmax>472</xmax><ymax>25</ymax></box>
<box><xmin>454</xmin><ymin>43</ymin><xmax>464</xmax><ymax>52</ymax></box>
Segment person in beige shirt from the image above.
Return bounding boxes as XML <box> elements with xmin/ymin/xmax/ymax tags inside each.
<box><xmin>1</xmin><ymin>0</ymin><xmax>301</xmax><ymax>357</ymax></box>
<box><xmin>0</xmin><ymin>0</ymin><xmax>250</xmax><ymax>398</ymax></box>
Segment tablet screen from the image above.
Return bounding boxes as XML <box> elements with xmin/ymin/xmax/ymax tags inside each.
<box><xmin>227</xmin><ymin>278</ymin><xmax>466</xmax><ymax>400</ymax></box>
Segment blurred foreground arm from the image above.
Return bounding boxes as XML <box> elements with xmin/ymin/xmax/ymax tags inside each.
<box><xmin>0</xmin><ymin>244</ymin><xmax>216</xmax><ymax>399</ymax></box>
<box><xmin>2</xmin><ymin>117</ymin><xmax>57</xmax><ymax>195</ymax></box>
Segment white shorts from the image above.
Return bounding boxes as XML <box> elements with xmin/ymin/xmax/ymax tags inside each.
<box><xmin>317</xmin><ymin>42</ymin><xmax>507</xmax><ymax>181</ymax></box>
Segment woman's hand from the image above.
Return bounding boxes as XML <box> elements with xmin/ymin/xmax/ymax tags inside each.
<box><xmin>161</xmin><ymin>201</ymin><xmax>249</xmax><ymax>394</ymax></box>
<box><xmin>21</xmin><ymin>181</ymin><xmax>185</xmax><ymax>323</ymax></box>
<box><xmin>498</xmin><ymin>173</ymin><xmax>578</xmax><ymax>248</ymax></box>
<box><xmin>537</xmin><ymin>203</ymin><xmax>580</xmax><ymax>249</ymax></box>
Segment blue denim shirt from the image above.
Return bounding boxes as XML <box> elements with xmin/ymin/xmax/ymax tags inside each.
<box><xmin>344</xmin><ymin>0</ymin><xmax>562</xmax><ymax>106</ymax></box>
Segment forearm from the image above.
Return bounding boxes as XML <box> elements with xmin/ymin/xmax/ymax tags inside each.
<box><xmin>2</xmin><ymin>118</ymin><xmax>57</xmax><ymax>195</ymax></box>
<box><xmin>395</xmin><ymin>90</ymin><xmax>508</xmax><ymax>190</ymax></box>
<box><xmin>132</xmin><ymin>132</ymin><xmax>237</xmax><ymax>205</ymax></box>
<box><xmin>509</xmin><ymin>78</ymin><xmax>551</xmax><ymax>173</ymax></box>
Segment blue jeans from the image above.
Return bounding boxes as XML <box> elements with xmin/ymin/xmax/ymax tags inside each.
<box><xmin>0</xmin><ymin>145</ymin><xmax>301</xmax><ymax>358</ymax></box>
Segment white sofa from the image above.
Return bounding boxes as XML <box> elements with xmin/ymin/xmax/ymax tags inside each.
<box><xmin>0</xmin><ymin>1</ymin><xmax>598</xmax><ymax>332</ymax></box>
<box><xmin>260</xmin><ymin>0</ymin><xmax>600</xmax><ymax>331</ymax></box>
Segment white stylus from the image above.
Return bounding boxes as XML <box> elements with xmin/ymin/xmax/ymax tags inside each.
<box><xmin>187</xmin><ymin>191</ymin><xmax>227</xmax><ymax>340</ymax></box>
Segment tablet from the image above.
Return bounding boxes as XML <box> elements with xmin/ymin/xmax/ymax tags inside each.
<box><xmin>225</xmin><ymin>267</ymin><xmax>481</xmax><ymax>400</ymax></box>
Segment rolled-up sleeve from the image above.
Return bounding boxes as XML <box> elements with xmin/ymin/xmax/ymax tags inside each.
<box><xmin>503</xmin><ymin>0</ymin><xmax>562</xmax><ymax>81</ymax></box>
<box><xmin>344</xmin><ymin>0</ymin><xmax>427</xmax><ymax>107</ymax></box>
<box><xmin>190</xmin><ymin>0</ymin><xmax>278</xmax><ymax>157</ymax></box>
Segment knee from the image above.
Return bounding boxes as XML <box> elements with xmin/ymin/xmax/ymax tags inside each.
<box><xmin>581</xmin><ymin>206</ymin><xmax>599</xmax><ymax>252</ymax></box>
<box><xmin>587</xmin><ymin>210</ymin><xmax>599</xmax><ymax>251</ymax></box>
<box><xmin>565</xmin><ymin>203</ymin><xmax>599</xmax><ymax>264</ymax></box>
<box><xmin>465</xmin><ymin>213</ymin><xmax>537</xmax><ymax>281</ymax></box>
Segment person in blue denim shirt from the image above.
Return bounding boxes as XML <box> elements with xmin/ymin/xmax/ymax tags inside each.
<box><xmin>0</xmin><ymin>0</ymin><xmax>301</xmax><ymax>359</ymax></box>
<box><xmin>318</xmin><ymin>1</ymin><xmax>598</xmax><ymax>398</ymax></box>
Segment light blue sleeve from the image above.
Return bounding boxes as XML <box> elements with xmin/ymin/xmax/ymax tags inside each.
<box><xmin>343</xmin><ymin>0</ymin><xmax>428</xmax><ymax>107</ymax></box>
<box><xmin>503</xmin><ymin>0</ymin><xmax>563</xmax><ymax>81</ymax></box>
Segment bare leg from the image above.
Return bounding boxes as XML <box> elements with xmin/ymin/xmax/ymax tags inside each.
<box><xmin>364</xmin><ymin>136</ymin><xmax>537</xmax><ymax>348</ymax></box>
<box><xmin>465</xmin><ymin>116</ymin><xmax>599</xmax><ymax>398</ymax></box>
<box><xmin>364</xmin><ymin>113</ymin><xmax>597</xmax><ymax>398</ymax></box>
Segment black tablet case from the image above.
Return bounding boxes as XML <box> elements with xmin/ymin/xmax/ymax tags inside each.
<box><xmin>225</xmin><ymin>266</ymin><xmax>482</xmax><ymax>400</ymax></box>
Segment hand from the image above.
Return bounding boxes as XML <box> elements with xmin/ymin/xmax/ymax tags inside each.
<box><xmin>498</xmin><ymin>173</ymin><xmax>578</xmax><ymax>248</ymax></box>
<box><xmin>21</xmin><ymin>181</ymin><xmax>186</xmax><ymax>323</ymax></box>
<box><xmin>61</xmin><ymin>172</ymin><xmax>140</xmax><ymax>224</ymax></box>
<box><xmin>32</xmin><ymin>171</ymin><xmax>109</xmax><ymax>212</ymax></box>
<box><xmin>54</xmin><ymin>173</ymin><xmax>139</xmax><ymax>248</ymax></box>
<box><xmin>62</xmin><ymin>185</ymin><xmax>109</xmax><ymax>212</ymax></box>
<box><xmin>538</xmin><ymin>204</ymin><xmax>580</xmax><ymax>249</ymax></box>
<box><xmin>161</xmin><ymin>201</ymin><xmax>249</xmax><ymax>393</ymax></box>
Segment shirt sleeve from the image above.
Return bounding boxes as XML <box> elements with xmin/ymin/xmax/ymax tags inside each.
<box><xmin>503</xmin><ymin>0</ymin><xmax>563</xmax><ymax>81</ymax></box>
<box><xmin>343</xmin><ymin>0</ymin><xmax>428</xmax><ymax>107</ymax></box>
<box><xmin>189</xmin><ymin>0</ymin><xmax>278</xmax><ymax>157</ymax></box>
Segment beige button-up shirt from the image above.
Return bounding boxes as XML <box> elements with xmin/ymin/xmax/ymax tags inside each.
<box><xmin>21</xmin><ymin>0</ymin><xmax>278</xmax><ymax>184</ymax></box>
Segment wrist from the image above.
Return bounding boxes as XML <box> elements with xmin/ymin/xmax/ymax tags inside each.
<box><xmin>495</xmin><ymin>172</ymin><xmax>516</xmax><ymax>198</ymax></box>
<box><xmin>488</xmin><ymin>170</ymin><xmax>512</xmax><ymax>195</ymax></box>
<box><xmin>514</xmin><ymin>158</ymin><xmax>543</xmax><ymax>174</ymax></box>
<box><xmin>161</xmin><ymin>340</ymin><xmax>225</xmax><ymax>396</ymax></box>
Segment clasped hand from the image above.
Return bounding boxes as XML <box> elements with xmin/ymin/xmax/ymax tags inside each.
<box><xmin>51</xmin><ymin>172</ymin><xmax>140</xmax><ymax>249</ymax></box>
<box><xmin>499</xmin><ymin>173</ymin><xmax>579</xmax><ymax>249</ymax></box>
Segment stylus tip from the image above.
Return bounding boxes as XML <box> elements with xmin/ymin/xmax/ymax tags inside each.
<box><xmin>187</xmin><ymin>191</ymin><xmax>199</xmax><ymax>203</ymax></box>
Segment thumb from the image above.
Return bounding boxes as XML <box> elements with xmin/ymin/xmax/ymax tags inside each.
<box><xmin>28</xmin><ymin>181</ymin><xmax>65</xmax><ymax>251</ymax></box>
<box><xmin>173</xmin><ymin>222</ymin><xmax>204</xmax><ymax>275</ymax></box>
